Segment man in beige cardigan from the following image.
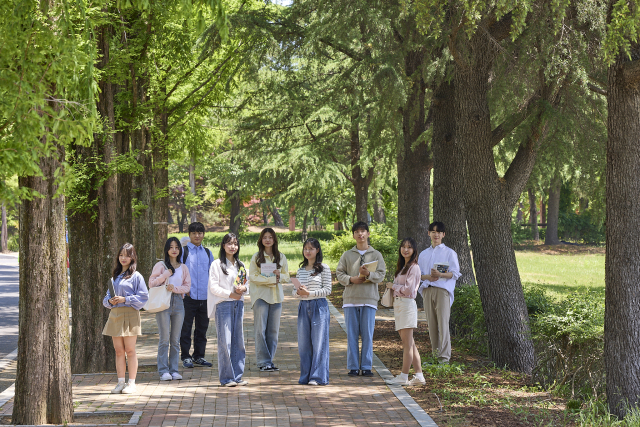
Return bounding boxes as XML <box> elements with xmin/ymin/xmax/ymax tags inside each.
<box><xmin>336</xmin><ymin>222</ymin><xmax>386</xmax><ymax>377</ymax></box>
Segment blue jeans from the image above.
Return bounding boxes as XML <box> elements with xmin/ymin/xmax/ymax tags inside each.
<box><xmin>344</xmin><ymin>306</ymin><xmax>376</xmax><ymax>371</ymax></box>
<box><xmin>297</xmin><ymin>299</ymin><xmax>330</xmax><ymax>385</ymax></box>
<box><xmin>215</xmin><ymin>300</ymin><xmax>246</xmax><ymax>385</ymax></box>
<box><xmin>252</xmin><ymin>299</ymin><xmax>282</xmax><ymax>368</ymax></box>
<box><xmin>156</xmin><ymin>293</ymin><xmax>185</xmax><ymax>375</ymax></box>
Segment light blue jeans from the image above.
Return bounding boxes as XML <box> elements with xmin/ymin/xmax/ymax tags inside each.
<box><xmin>252</xmin><ymin>298</ymin><xmax>282</xmax><ymax>368</ymax></box>
<box><xmin>156</xmin><ymin>293</ymin><xmax>185</xmax><ymax>375</ymax></box>
<box><xmin>215</xmin><ymin>300</ymin><xmax>246</xmax><ymax>385</ymax></box>
<box><xmin>344</xmin><ymin>306</ymin><xmax>376</xmax><ymax>371</ymax></box>
<box><xmin>297</xmin><ymin>299</ymin><xmax>330</xmax><ymax>385</ymax></box>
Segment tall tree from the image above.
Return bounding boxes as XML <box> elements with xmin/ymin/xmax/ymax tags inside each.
<box><xmin>603</xmin><ymin>0</ymin><xmax>640</xmax><ymax>417</ymax></box>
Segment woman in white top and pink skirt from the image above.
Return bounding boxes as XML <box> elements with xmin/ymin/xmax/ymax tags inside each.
<box><xmin>386</xmin><ymin>238</ymin><xmax>425</xmax><ymax>387</ymax></box>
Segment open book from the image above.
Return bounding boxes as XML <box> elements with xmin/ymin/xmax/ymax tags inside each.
<box><xmin>434</xmin><ymin>262</ymin><xmax>449</xmax><ymax>282</ymax></box>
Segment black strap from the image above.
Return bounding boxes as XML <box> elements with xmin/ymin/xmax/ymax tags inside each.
<box><xmin>183</xmin><ymin>246</ymin><xmax>212</xmax><ymax>264</ymax></box>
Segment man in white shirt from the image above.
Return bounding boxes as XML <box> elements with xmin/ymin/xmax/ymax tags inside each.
<box><xmin>417</xmin><ymin>221</ymin><xmax>461</xmax><ymax>364</ymax></box>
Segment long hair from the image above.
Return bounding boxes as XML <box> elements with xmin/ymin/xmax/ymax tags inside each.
<box><xmin>219</xmin><ymin>233</ymin><xmax>244</xmax><ymax>275</ymax></box>
<box><xmin>256</xmin><ymin>228</ymin><xmax>281</xmax><ymax>268</ymax></box>
<box><xmin>299</xmin><ymin>238</ymin><xmax>324</xmax><ymax>275</ymax></box>
<box><xmin>394</xmin><ymin>238</ymin><xmax>419</xmax><ymax>277</ymax></box>
<box><xmin>164</xmin><ymin>237</ymin><xmax>183</xmax><ymax>274</ymax></box>
<box><xmin>113</xmin><ymin>243</ymin><xmax>138</xmax><ymax>281</ymax></box>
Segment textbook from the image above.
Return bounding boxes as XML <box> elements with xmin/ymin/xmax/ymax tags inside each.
<box><xmin>108</xmin><ymin>278</ymin><xmax>117</xmax><ymax>299</ymax></box>
<box><xmin>434</xmin><ymin>262</ymin><xmax>449</xmax><ymax>282</ymax></box>
<box><xmin>360</xmin><ymin>260</ymin><xmax>378</xmax><ymax>282</ymax></box>
<box><xmin>260</xmin><ymin>262</ymin><xmax>278</xmax><ymax>277</ymax></box>
<box><xmin>291</xmin><ymin>277</ymin><xmax>302</xmax><ymax>289</ymax></box>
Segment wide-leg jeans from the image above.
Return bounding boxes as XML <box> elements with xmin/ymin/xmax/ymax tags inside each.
<box><xmin>156</xmin><ymin>293</ymin><xmax>185</xmax><ymax>375</ymax></box>
<box><xmin>214</xmin><ymin>300</ymin><xmax>246</xmax><ymax>385</ymax></box>
<box><xmin>297</xmin><ymin>298</ymin><xmax>330</xmax><ymax>385</ymax></box>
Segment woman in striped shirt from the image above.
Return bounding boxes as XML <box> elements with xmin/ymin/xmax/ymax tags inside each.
<box><xmin>293</xmin><ymin>238</ymin><xmax>332</xmax><ymax>385</ymax></box>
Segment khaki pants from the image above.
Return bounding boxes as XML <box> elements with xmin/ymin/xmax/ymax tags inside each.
<box><xmin>422</xmin><ymin>286</ymin><xmax>451</xmax><ymax>363</ymax></box>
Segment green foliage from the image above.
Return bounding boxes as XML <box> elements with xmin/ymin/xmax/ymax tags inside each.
<box><xmin>7</xmin><ymin>234</ymin><xmax>19</xmax><ymax>252</ymax></box>
<box><xmin>558</xmin><ymin>210</ymin><xmax>605</xmax><ymax>245</ymax></box>
<box><xmin>450</xmin><ymin>285</ymin><xmax>489</xmax><ymax>356</ymax></box>
<box><xmin>532</xmin><ymin>289</ymin><xmax>605</xmax><ymax>400</ymax></box>
<box><xmin>603</xmin><ymin>0</ymin><xmax>640</xmax><ymax>63</ymax></box>
<box><xmin>579</xmin><ymin>399</ymin><xmax>640</xmax><ymax>426</ymax></box>
<box><xmin>421</xmin><ymin>360</ymin><xmax>466</xmax><ymax>378</ymax></box>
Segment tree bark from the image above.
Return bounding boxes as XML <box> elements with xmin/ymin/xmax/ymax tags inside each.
<box><xmin>1</xmin><ymin>202</ymin><xmax>7</xmax><ymax>253</ymax></box>
<box><xmin>69</xmin><ymin>24</ymin><xmax>117</xmax><ymax>374</ymax></box>
<box><xmin>528</xmin><ymin>188</ymin><xmax>539</xmax><ymax>240</ymax></box>
<box><xmin>540</xmin><ymin>197</ymin><xmax>546</xmax><ymax>226</ymax></box>
<box><xmin>397</xmin><ymin>48</ymin><xmax>432</xmax><ymax>252</ymax></box>
<box><xmin>604</xmin><ymin>52</ymin><xmax>640</xmax><ymax>419</ymax></box>
<box><xmin>13</xmin><ymin>145</ymin><xmax>73</xmax><ymax>424</ymax></box>
<box><xmin>348</xmin><ymin>117</ymin><xmax>373</xmax><ymax>223</ymax></box>
<box><xmin>372</xmin><ymin>191</ymin><xmax>386</xmax><ymax>223</ymax></box>
<box><xmin>153</xmin><ymin>100</ymin><xmax>169</xmax><ymax>261</ymax></box>
<box><xmin>270</xmin><ymin>202</ymin><xmax>285</xmax><ymax>226</ymax></box>
<box><xmin>454</xmin><ymin>27</ymin><xmax>535</xmax><ymax>374</ymax></box>
<box><xmin>260</xmin><ymin>198</ymin><xmax>269</xmax><ymax>225</ymax></box>
<box><xmin>189</xmin><ymin>154</ymin><xmax>197</xmax><ymax>223</ymax></box>
<box><xmin>516</xmin><ymin>202</ymin><xmax>524</xmax><ymax>223</ymax></box>
<box><xmin>302</xmin><ymin>212</ymin><xmax>309</xmax><ymax>240</ymax></box>
<box><xmin>432</xmin><ymin>80</ymin><xmax>476</xmax><ymax>285</ymax></box>
<box><xmin>228</xmin><ymin>190</ymin><xmax>241</xmax><ymax>235</ymax></box>
<box><xmin>116</xmin><ymin>130</ymin><xmax>132</xmax><ymax>246</ymax></box>
<box><xmin>132</xmin><ymin>126</ymin><xmax>155</xmax><ymax>280</ymax></box>
<box><xmin>544</xmin><ymin>177</ymin><xmax>561</xmax><ymax>245</ymax></box>
<box><xmin>288</xmin><ymin>205</ymin><xmax>296</xmax><ymax>231</ymax></box>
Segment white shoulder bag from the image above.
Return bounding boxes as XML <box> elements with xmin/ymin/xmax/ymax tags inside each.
<box><xmin>143</xmin><ymin>263</ymin><xmax>172</xmax><ymax>313</ymax></box>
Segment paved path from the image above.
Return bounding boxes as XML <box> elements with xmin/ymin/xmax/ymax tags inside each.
<box><xmin>0</xmin><ymin>254</ymin><xmax>19</xmax><ymax>359</ymax></box>
<box><xmin>0</xmin><ymin>284</ymin><xmax>428</xmax><ymax>426</ymax></box>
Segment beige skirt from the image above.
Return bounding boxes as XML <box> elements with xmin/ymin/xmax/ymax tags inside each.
<box><xmin>102</xmin><ymin>306</ymin><xmax>142</xmax><ymax>337</ymax></box>
<box><xmin>394</xmin><ymin>297</ymin><xmax>418</xmax><ymax>331</ymax></box>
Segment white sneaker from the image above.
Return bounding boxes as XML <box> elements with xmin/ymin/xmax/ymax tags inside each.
<box><xmin>171</xmin><ymin>373</ymin><xmax>182</xmax><ymax>380</ymax></box>
<box><xmin>236</xmin><ymin>380</ymin><xmax>249</xmax><ymax>386</ymax></box>
<box><xmin>160</xmin><ymin>373</ymin><xmax>172</xmax><ymax>381</ymax></box>
<box><xmin>224</xmin><ymin>381</ymin><xmax>237</xmax><ymax>387</ymax></box>
<box><xmin>308</xmin><ymin>380</ymin><xmax>318</xmax><ymax>386</ymax></box>
<box><xmin>121</xmin><ymin>383</ymin><xmax>137</xmax><ymax>394</ymax></box>
<box><xmin>408</xmin><ymin>375</ymin><xmax>426</xmax><ymax>386</ymax></box>
<box><xmin>385</xmin><ymin>375</ymin><xmax>411</xmax><ymax>386</ymax></box>
<box><xmin>111</xmin><ymin>382</ymin><xmax>126</xmax><ymax>394</ymax></box>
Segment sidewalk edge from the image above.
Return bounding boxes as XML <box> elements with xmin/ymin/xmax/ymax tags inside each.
<box><xmin>327</xmin><ymin>301</ymin><xmax>439</xmax><ymax>427</ymax></box>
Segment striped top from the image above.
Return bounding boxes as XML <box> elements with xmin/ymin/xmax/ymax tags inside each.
<box><xmin>293</xmin><ymin>263</ymin><xmax>332</xmax><ymax>300</ymax></box>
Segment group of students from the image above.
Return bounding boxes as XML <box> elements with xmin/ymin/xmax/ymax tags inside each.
<box><xmin>100</xmin><ymin>219</ymin><xmax>460</xmax><ymax>393</ymax></box>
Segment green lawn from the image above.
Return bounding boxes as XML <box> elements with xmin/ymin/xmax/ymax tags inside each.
<box><xmin>516</xmin><ymin>252</ymin><xmax>605</xmax><ymax>299</ymax></box>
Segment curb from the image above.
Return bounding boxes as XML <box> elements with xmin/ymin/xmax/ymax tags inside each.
<box><xmin>327</xmin><ymin>300</ymin><xmax>439</xmax><ymax>427</ymax></box>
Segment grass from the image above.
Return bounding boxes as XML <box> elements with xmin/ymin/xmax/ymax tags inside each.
<box><xmin>515</xmin><ymin>252</ymin><xmax>604</xmax><ymax>299</ymax></box>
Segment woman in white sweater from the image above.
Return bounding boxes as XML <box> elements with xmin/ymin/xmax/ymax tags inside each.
<box><xmin>207</xmin><ymin>233</ymin><xmax>248</xmax><ymax>387</ymax></box>
<box><xmin>293</xmin><ymin>238</ymin><xmax>332</xmax><ymax>385</ymax></box>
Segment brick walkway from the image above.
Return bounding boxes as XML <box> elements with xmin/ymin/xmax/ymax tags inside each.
<box><xmin>0</xmin><ymin>284</ymin><xmax>423</xmax><ymax>426</ymax></box>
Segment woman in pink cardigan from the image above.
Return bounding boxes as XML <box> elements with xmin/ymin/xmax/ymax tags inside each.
<box><xmin>149</xmin><ymin>237</ymin><xmax>191</xmax><ymax>381</ymax></box>
<box><xmin>385</xmin><ymin>238</ymin><xmax>425</xmax><ymax>387</ymax></box>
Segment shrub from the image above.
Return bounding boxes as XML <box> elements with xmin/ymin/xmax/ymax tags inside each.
<box><xmin>7</xmin><ymin>234</ymin><xmax>19</xmax><ymax>252</ymax></box>
<box><xmin>532</xmin><ymin>289</ymin><xmax>605</xmax><ymax>400</ymax></box>
<box><xmin>558</xmin><ymin>211</ymin><xmax>605</xmax><ymax>245</ymax></box>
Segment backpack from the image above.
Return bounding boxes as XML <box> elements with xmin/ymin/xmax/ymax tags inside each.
<box><xmin>182</xmin><ymin>246</ymin><xmax>213</xmax><ymax>264</ymax></box>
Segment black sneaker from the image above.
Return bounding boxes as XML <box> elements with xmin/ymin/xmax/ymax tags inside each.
<box><xmin>182</xmin><ymin>358</ymin><xmax>194</xmax><ymax>368</ymax></box>
<box><xmin>269</xmin><ymin>365</ymin><xmax>279</xmax><ymax>372</ymax></box>
<box><xmin>193</xmin><ymin>357</ymin><xmax>213</xmax><ymax>367</ymax></box>
<box><xmin>259</xmin><ymin>366</ymin><xmax>274</xmax><ymax>372</ymax></box>
<box><xmin>347</xmin><ymin>369</ymin><xmax>360</xmax><ymax>376</ymax></box>
<box><xmin>361</xmin><ymin>370</ymin><xmax>374</xmax><ymax>377</ymax></box>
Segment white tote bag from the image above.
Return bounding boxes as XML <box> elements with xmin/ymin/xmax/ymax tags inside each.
<box><xmin>143</xmin><ymin>264</ymin><xmax>172</xmax><ymax>313</ymax></box>
<box><xmin>380</xmin><ymin>287</ymin><xmax>394</xmax><ymax>308</ymax></box>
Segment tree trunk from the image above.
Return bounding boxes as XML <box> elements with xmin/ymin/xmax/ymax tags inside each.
<box><xmin>228</xmin><ymin>190</ymin><xmax>241</xmax><ymax>235</ymax></box>
<box><xmin>116</xmin><ymin>131</ymin><xmax>132</xmax><ymax>246</ymax></box>
<box><xmin>372</xmin><ymin>191</ymin><xmax>386</xmax><ymax>223</ymax></box>
<box><xmin>69</xmin><ymin>25</ymin><xmax>117</xmax><ymax>374</ymax></box>
<box><xmin>528</xmin><ymin>188</ymin><xmax>539</xmax><ymax>240</ymax></box>
<box><xmin>260</xmin><ymin>198</ymin><xmax>269</xmax><ymax>225</ymax></box>
<box><xmin>288</xmin><ymin>205</ymin><xmax>296</xmax><ymax>231</ymax></box>
<box><xmin>540</xmin><ymin>197</ymin><xmax>546</xmax><ymax>226</ymax></box>
<box><xmin>153</xmin><ymin>103</ymin><xmax>169</xmax><ymax>261</ymax></box>
<box><xmin>270</xmin><ymin>202</ymin><xmax>285</xmax><ymax>226</ymax></box>
<box><xmin>454</xmin><ymin>30</ymin><xmax>535</xmax><ymax>374</ymax></box>
<box><xmin>544</xmin><ymin>177</ymin><xmax>561</xmax><ymax>245</ymax></box>
<box><xmin>13</xmin><ymin>146</ymin><xmax>73</xmax><ymax>424</ymax></box>
<box><xmin>348</xmin><ymin>116</ymin><xmax>373</xmax><ymax>223</ymax></box>
<box><xmin>313</xmin><ymin>214</ymin><xmax>321</xmax><ymax>230</ymax></box>
<box><xmin>604</xmin><ymin>52</ymin><xmax>640</xmax><ymax>419</ymax></box>
<box><xmin>302</xmin><ymin>212</ymin><xmax>309</xmax><ymax>241</ymax></box>
<box><xmin>432</xmin><ymin>80</ymin><xmax>476</xmax><ymax>285</ymax></box>
<box><xmin>397</xmin><ymin>50</ymin><xmax>432</xmax><ymax>252</ymax></box>
<box><xmin>516</xmin><ymin>202</ymin><xmax>524</xmax><ymax>223</ymax></box>
<box><xmin>177</xmin><ymin>210</ymin><xmax>184</xmax><ymax>233</ymax></box>
<box><xmin>132</xmin><ymin>126</ymin><xmax>155</xmax><ymax>280</ymax></box>
<box><xmin>1</xmin><ymin>202</ymin><xmax>7</xmax><ymax>253</ymax></box>
<box><xmin>189</xmin><ymin>154</ymin><xmax>197</xmax><ymax>223</ymax></box>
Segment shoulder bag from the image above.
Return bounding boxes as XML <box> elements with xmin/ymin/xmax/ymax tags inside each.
<box><xmin>143</xmin><ymin>263</ymin><xmax>172</xmax><ymax>313</ymax></box>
